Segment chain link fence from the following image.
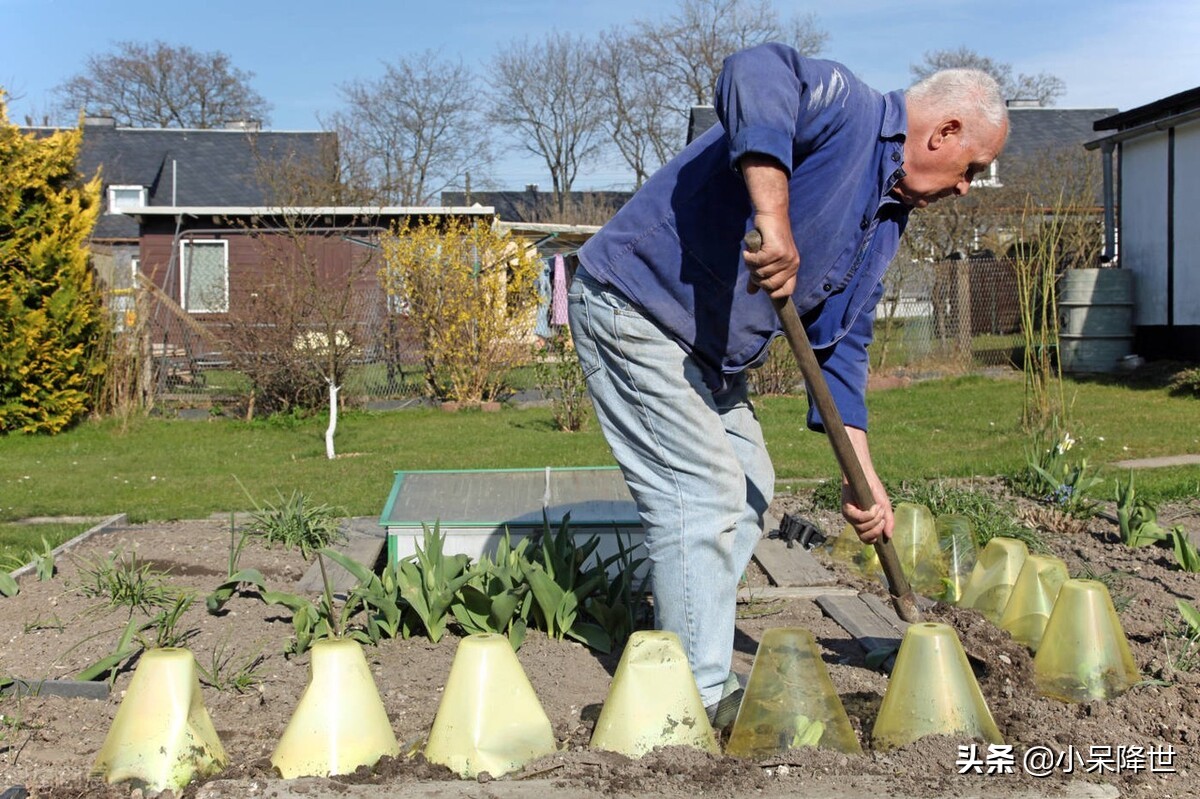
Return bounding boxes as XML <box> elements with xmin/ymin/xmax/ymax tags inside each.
<box><xmin>750</xmin><ymin>257</ymin><xmax>1023</xmax><ymax>396</ymax></box>
<box><xmin>100</xmin><ymin>255</ymin><xmax>1023</xmax><ymax>412</ymax></box>
<box><xmin>874</xmin><ymin>256</ymin><xmax>1023</xmax><ymax>373</ymax></box>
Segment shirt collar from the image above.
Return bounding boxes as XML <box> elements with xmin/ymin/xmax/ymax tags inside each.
<box><xmin>880</xmin><ymin>90</ymin><xmax>909</xmax><ymax>201</ymax></box>
<box><xmin>881</xmin><ymin>90</ymin><xmax>907</xmax><ymax>140</ymax></box>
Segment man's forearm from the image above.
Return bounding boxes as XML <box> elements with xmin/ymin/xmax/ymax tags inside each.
<box><xmin>739</xmin><ymin>154</ymin><xmax>798</xmax><ymax>297</ymax></box>
<box><xmin>740</xmin><ymin>154</ymin><xmax>790</xmax><ymax>224</ymax></box>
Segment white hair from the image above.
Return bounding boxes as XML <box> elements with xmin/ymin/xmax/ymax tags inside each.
<box><xmin>906</xmin><ymin>69</ymin><xmax>1009</xmax><ymax>133</ymax></box>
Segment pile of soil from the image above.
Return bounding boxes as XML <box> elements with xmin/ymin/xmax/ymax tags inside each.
<box><xmin>0</xmin><ymin>484</ymin><xmax>1196</xmax><ymax>799</ymax></box>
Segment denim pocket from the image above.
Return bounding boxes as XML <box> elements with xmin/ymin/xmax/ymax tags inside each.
<box><xmin>567</xmin><ymin>289</ymin><xmax>601</xmax><ymax>379</ymax></box>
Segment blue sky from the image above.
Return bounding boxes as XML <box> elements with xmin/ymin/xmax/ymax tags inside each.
<box><xmin>2</xmin><ymin>0</ymin><xmax>1199</xmax><ymax>190</ymax></box>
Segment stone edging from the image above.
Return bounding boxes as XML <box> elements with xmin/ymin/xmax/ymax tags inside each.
<box><xmin>7</xmin><ymin>512</ymin><xmax>128</xmax><ymax>584</ymax></box>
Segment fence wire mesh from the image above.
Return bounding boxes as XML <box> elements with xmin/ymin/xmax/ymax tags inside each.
<box><xmin>101</xmin><ymin>256</ymin><xmax>1023</xmax><ymax>411</ymax></box>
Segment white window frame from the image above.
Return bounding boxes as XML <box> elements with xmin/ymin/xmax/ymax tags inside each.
<box><xmin>107</xmin><ymin>185</ymin><xmax>147</xmax><ymax>213</ymax></box>
<box><xmin>180</xmin><ymin>239</ymin><xmax>230</xmax><ymax>313</ymax></box>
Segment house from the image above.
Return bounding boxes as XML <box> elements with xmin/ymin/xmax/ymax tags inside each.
<box><xmin>991</xmin><ymin>102</ymin><xmax>1116</xmax><ymax>201</ymax></box>
<box><xmin>31</xmin><ymin>116</ymin><xmax>337</xmax><ymax>297</ymax></box>
<box><xmin>28</xmin><ymin>117</ymin><xmax>497</xmax><ymax>392</ymax></box>
<box><xmin>1089</xmin><ymin>86</ymin><xmax>1200</xmax><ymax>361</ymax></box>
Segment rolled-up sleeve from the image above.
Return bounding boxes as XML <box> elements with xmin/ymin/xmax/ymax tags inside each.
<box><xmin>714</xmin><ymin>43</ymin><xmax>804</xmax><ymax>174</ymax></box>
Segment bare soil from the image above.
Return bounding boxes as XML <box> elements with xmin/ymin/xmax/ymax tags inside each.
<box><xmin>1</xmin><ymin>484</ymin><xmax>1198</xmax><ymax>799</ymax></box>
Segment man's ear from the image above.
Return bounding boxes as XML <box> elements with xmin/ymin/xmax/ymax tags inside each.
<box><xmin>931</xmin><ymin>118</ymin><xmax>963</xmax><ymax>149</ymax></box>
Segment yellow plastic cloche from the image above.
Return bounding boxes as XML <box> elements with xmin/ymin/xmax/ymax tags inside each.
<box><xmin>958</xmin><ymin>536</ymin><xmax>1029</xmax><ymax>623</ymax></box>
<box><xmin>1033</xmin><ymin>579</ymin><xmax>1139</xmax><ymax>702</ymax></box>
<box><xmin>590</xmin><ymin>630</ymin><xmax>720</xmax><ymax>757</ymax></box>
<box><xmin>92</xmin><ymin>648</ymin><xmax>227</xmax><ymax>792</ymax></box>
<box><xmin>726</xmin><ymin>627</ymin><xmax>862</xmax><ymax>757</ymax></box>
<box><xmin>999</xmin><ymin>554</ymin><xmax>1070</xmax><ymax>651</ymax></box>
<box><xmin>872</xmin><ymin>623</ymin><xmax>1003</xmax><ymax>750</ymax></box>
<box><xmin>424</xmin><ymin>633</ymin><xmax>557</xmax><ymax>778</ymax></box>
<box><xmin>271</xmin><ymin>638</ymin><xmax>400</xmax><ymax>778</ymax></box>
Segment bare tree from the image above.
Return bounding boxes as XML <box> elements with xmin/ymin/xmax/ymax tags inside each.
<box><xmin>489</xmin><ymin>32</ymin><xmax>606</xmax><ymax>214</ymax></box>
<box><xmin>636</xmin><ymin>0</ymin><xmax>828</xmax><ymax>112</ymax></box>
<box><xmin>596</xmin><ymin>0</ymin><xmax>827</xmax><ymax>177</ymax></box>
<box><xmin>594</xmin><ymin>28</ymin><xmax>685</xmax><ymax>188</ymax></box>
<box><xmin>910</xmin><ymin>47</ymin><xmax>1066</xmax><ymax>106</ymax></box>
<box><xmin>54</xmin><ymin>41</ymin><xmax>270</xmax><ymax>128</ymax></box>
<box><xmin>216</xmin><ymin>141</ymin><xmax>387</xmax><ymax>440</ymax></box>
<box><xmin>329</xmin><ymin>51</ymin><xmax>492</xmax><ymax>206</ymax></box>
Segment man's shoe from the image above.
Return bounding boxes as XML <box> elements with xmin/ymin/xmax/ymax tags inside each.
<box><xmin>705</xmin><ymin>687</ymin><xmax>744</xmax><ymax>730</ymax></box>
<box><xmin>704</xmin><ymin>671</ymin><xmax>747</xmax><ymax>731</ymax></box>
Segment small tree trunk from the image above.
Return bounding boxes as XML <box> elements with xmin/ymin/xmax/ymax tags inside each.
<box><xmin>325</xmin><ymin>380</ymin><xmax>340</xmax><ymax>460</ymax></box>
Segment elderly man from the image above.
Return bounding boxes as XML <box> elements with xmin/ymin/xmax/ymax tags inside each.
<box><xmin>567</xmin><ymin>43</ymin><xmax>1008</xmax><ymax>726</ymax></box>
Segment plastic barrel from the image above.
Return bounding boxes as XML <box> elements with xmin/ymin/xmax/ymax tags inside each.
<box><xmin>1057</xmin><ymin>269</ymin><xmax>1134</xmax><ymax>374</ymax></box>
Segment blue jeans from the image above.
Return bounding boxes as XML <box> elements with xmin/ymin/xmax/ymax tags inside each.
<box><xmin>567</xmin><ymin>266</ymin><xmax>775</xmax><ymax>706</ymax></box>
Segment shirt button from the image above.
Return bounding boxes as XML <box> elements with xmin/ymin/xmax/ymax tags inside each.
<box><xmin>891</xmin><ymin>152</ymin><xmax>901</xmax><ymax>162</ymax></box>
<box><xmin>822</xmin><ymin>282</ymin><xmax>832</xmax><ymax>292</ymax></box>
<box><xmin>860</xmin><ymin>218</ymin><xmax>869</xmax><ymax>230</ymax></box>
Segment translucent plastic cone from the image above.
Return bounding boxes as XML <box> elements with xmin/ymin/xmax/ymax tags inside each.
<box><xmin>271</xmin><ymin>638</ymin><xmax>399</xmax><ymax>778</ymax></box>
<box><xmin>726</xmin><ymin>628</ymin><xmax>862</xmax><ymax>757</ymax></box>
<box><xmin>424</xmin><ymin>633</ymin><xmax>556</xmax><ymax>778</ymax></box>
<box><xmin>828</xmin><ymin>523</ymin><xmax>881</xmax><ymax>579</ymax></box>
<box><xmin>1033</xmin><ymin>579</ymin><xmax>1139</xmax><ymax>702</ymax></box>
<box><xmin>935</xmin><ymin>514</ymin><xmax>978</xmax><ymax>604</ymax></box>
<box><xmin>92</xmin><ymin>648</ymin><xmax>226</xmax><ymax>791</ymax></box>
<box><xmin>957</xmin><ymin>537</ymin><xmax>1029</xmax><ymax>623</ymax></box>
<box><xmin>871</xmin><ymin>622</ymin><xmax>1003</xmax><ymax>750</ymax></box>
<box><xmin>891</xmin><ymin>503</ymin><xmax>946</xmax><ymax>597</ymax></box>
<box><xmin>589</xmin><ymin>630</ymin><xmax>719</xmax><ymax>757</ymax></box>
<box><xmin>999</xmin><ymin>555</ymin><xmax>1069</xmax><ymax>651</ymax></box>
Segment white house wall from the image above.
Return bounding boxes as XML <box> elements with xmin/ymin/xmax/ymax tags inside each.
<box><xmin>1175</xmin><ymin>118</ymin><xmax>1200</xmax><ymax>325</ymax></box>
<box><xmin>1120</xmin><ymin>134</ymin><xmax>1169</xmax><ymax>326</ymax></box>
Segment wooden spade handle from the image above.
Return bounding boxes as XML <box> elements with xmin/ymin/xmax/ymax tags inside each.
<box><xmin>744</xmin><ymin>228</ymin><xmax>921</xmax><ymax>623</ymax></box>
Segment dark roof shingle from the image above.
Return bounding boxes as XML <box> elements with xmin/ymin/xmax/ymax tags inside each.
<box><xmin>24</xmin><ymin>123</ymin><xmax>333</xmax><ymax>239</ymax></box>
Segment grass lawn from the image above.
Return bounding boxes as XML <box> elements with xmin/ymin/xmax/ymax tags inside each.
<box><xmin>0</xmin><ymin>374</ymin><xmax>1196</xmax><ymax>528</ymax></box>
<box><xmin>0</xmin><ymin>521</ymin><xmax>93</xmax><ymax>565</ymax></box>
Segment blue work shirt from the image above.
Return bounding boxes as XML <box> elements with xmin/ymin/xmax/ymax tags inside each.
<box><xmin>577</xmin><ymin>44</ymin><xmax>911</xmax><ymax>431</ymax></box>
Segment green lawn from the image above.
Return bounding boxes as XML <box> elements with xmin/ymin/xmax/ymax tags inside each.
<box><xmin>0</xmin><ymin>374</ymin><xmax>1196</xmax><ymax>526</ymax></box>
<box><xmin>0</xmin><ymin>521</ymin><xmax>93</xmax><ymax>565</ymax></box>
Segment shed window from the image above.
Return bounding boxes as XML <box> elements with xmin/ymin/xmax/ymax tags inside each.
<box><xmin>181</xmin><ymin>240</ymin><xmax>229</xmax><ymax>313</ymax></box>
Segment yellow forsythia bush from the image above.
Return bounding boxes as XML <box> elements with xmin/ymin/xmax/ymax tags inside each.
<box><xmin>379</xmin><ymin>217</ymin><xmax>541</xmax><ymax>403</ymax></box>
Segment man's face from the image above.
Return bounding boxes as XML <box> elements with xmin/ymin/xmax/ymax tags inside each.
<box><xmin>892</xmin><ymin>118</ymin><xmax>1007</xmax><ymax>209</ymax></box>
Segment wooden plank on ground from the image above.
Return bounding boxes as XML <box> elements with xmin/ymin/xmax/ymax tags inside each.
<box><xmin>751</xmin><ymin>514</ymin><xmax>837</xmax><ymax>587</ymax></box>
<box><xmin>296</xmin><ymin>529</ymin><xmax>386</xmax><ymax>594</ymax></box>
<box><xmin>737</xmin><ymin>584</ymin><xmax>856</xmax><ymax>602</ymax></box>
<box><xmin>816</xmin><ymin>593</ymin><xmax>905</xmax><ymax>657</ymax></box>
<box><xmin>861</xmin><ymin>591</ymin><xmax>932</xmax><ymax>629</ymax></box>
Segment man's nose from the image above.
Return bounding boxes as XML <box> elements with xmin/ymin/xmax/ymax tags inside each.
<box><xmin>955</xmin><ymin>180</ymin><xmax>971</xmax><ymax>197</ymax></box>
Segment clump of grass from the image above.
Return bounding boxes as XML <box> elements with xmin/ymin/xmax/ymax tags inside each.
<box><xmin>893</xmin><ymin>479</ymin><xmax>1047</xmax><ymax>552</ymax></box>
<box><xmin>237</xmin><ymin>481</ymin><xmax>345</xmax><ymax>560</ymax></box>
<box><xmin>808</xmin><ymin>478</ymin><xmax>843</xmax><ymax>512</ymax></box>
<box><xmin>1168</xmin><ymin>366</ymin><xmax>1200</xmax><ymax>398</ymax></box>
<box><xmin>74</xmin><ymin>549</ymin><xmax>178</xmax><ymax>614</ymax></box>
<box><xmin>196</xmin><ymin>638</ymin><xmax>267</xmax><ymax>694</ymax></box>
